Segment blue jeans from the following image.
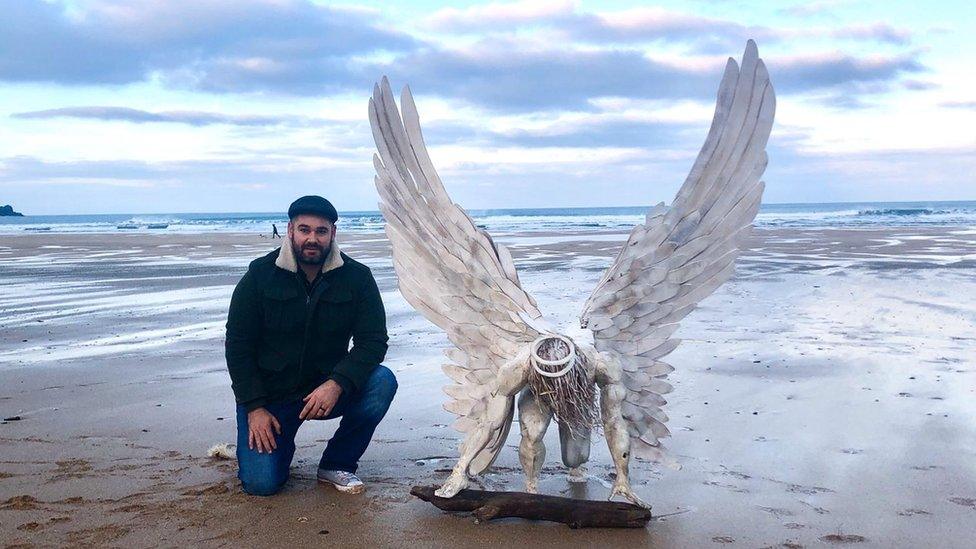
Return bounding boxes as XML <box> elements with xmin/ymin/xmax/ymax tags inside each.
<box><xmin>235</xmin><ymin>365</ymin><xmax>397</xmax><ymax>496</ymax></box>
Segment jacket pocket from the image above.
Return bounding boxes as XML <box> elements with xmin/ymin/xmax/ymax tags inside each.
<box><xmin>262</xmin><ymin>285</ymin><xmax>303</xmax><ymax>333</ymax></box>
<box><xmin>318</xmin><ymin>288</ymin><xmax>354</xmax><ymax>334</ymax></box>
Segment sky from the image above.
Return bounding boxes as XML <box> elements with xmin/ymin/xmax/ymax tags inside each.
<box><xmin>0</xmin><ymin>0</ymin><xmax>973</xmax><ymax>215</ymax></box>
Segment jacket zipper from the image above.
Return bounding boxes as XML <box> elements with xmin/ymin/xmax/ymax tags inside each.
<box><xmin>297</xmin><ymin>273</ymin><xmax>327</xmax><ymax>379</ymax></box>
<box><xmin>299</xmin><ymin>293</ymin><xmax>311</xmax><ymax>373</ymax></box>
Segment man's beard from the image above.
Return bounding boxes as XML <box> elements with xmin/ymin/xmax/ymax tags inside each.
<box><xmin>293</xmin><ymin>238</ymin><xmax>331</xmax><ymax>266</ymax></box>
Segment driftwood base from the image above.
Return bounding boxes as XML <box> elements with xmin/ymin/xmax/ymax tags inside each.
<box><xmin>410</xmin><ymin>486</ymin><xmax>651</xmax><ymax>528</ymax></box>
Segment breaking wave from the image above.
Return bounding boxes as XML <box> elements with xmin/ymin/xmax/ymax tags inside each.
<box><xmin>3</xmin><ymin>201</ymin><xmax>976</xmax><ymax>234</ymax></box>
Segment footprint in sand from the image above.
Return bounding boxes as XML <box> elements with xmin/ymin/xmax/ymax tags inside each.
<box><xmin>703</xmin><ymin>480</ymin><xmax>750</xmax><ymax>493</ymax></box>
<box><xmin>897</xmin><ymin>508</ymin><xmax>932</xmax><ymax>516</ymax></box>
<box><xmin>820</xmin><ymin>534</ymin><xmax>867</xmax><ymax>544</ymax></box>
<box><xmin>14</xmin><ymin>515</ymin><xmax>71</xmax><ymax>533</ymax></box>
<box><xmin>757</xmin><ymin>506</ymin><xmax>795</xmax><ymax>519</ymax></box>
<box><xmin>784</xmin><ymin>482</ymin><xmax>833</xmax><ymax>495</ymax></box>
<box><xmin>180</xmin><ymin>482</ymin><xmax>230</xmax><ymax>496</ymax></box>
<box><xmin>65</xmin><ymin>525</ymin><xmax>130</xmax><ymax>546</ymax></box>
<box><xmin>414</xmin><ymin>456</ymin><xmax>453</xmax><ymax>466</ymax></box>
<box><xmin>799</xmin><ymin>501</ymin><xmax>830</xmax><ymax>515</ymax></box>
<box><xmin>948</xmin><ymin>497</ymin><xmax>975</xmax><ymax>508</ymax></box>
<box><xmin>50</xmin><ymin>459</ymin><xmax>93</xmax><ymax>481</ymax></box>
<box><xmin>1</xmin><ymin>495</ymin><xmax>43</xmax><ymax>510</ymax></box>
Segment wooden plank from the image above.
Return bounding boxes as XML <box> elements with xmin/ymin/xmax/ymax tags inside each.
<box><xmin>409</xmin><ymin>486</ymin><xmax>652</xmax><ymax>528</ymax></box>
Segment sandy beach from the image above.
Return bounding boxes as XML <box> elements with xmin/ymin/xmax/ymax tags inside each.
<box><xmin>2</xmin><ymin>226</ymin><xmax>976</xmax><ymax>548</ymax></box>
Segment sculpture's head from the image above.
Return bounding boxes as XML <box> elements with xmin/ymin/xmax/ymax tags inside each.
<box><xmin>527</xmin><ymin>334</ymin><xmax>598</xmax><ymax>436</ymax></box>
<box><xmin>530</xmin><ymin>334</ymin><xmax>576</xmax><ymax>378</ymax></box>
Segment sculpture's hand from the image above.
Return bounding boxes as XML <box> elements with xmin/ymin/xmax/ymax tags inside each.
<box><xmin>435</xmin><ymin>471</ymin><xmax>469</xmax><ymax>498</ymax></box>
<box><xmin>609</xmin><ymin>481</ymin><xmax>650</xmax><ymax>509</ymax></box>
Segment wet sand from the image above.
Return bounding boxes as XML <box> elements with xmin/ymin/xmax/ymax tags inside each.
<box><xmin>1</xmin><ymin>227</ymin><xmax>976</xmax><ymax>548</ymax></box>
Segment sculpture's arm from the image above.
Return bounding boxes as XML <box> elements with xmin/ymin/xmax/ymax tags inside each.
<box><xmin>435</xmin><ymin>354</ymin><xmax>530</xmax><ymax>498</ymax></box>
<box><xmin>595</xmin><ymin>354</ymin><xmax>650</xmax><ymax>508</ymax></box>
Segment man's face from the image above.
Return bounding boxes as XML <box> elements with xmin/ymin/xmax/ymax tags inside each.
<box><xmin>288</xmin><ymin>214</ymin><xmax>335</xmax><ymax>266</ymax></box>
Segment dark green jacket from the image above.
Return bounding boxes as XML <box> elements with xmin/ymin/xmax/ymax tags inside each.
<box><xmin>225</xmin><ymin>242</ymin><xmax>388</xmax><ymax>411</ymax></box>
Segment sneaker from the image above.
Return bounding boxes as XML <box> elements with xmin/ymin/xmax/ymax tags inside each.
<box><xmin>317</xmin><ymin>468</ymin><xmax>365</xmax><ymax>494</ymax></box>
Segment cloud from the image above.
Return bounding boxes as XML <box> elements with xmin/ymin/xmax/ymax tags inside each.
<box><xmin>0</xmin><ymin>154</ymin><xmax>382</xmax><ymax>214</ymax></box>
<box><xmin>427</xmin><ymin>2</ymin><xmax>775</xmax><ymax>52</ymax></box>
<box><xmin>764</xmin><ymin>142</ymin><xmax>976</xmax><ymax>202</ymax></box>
<box><xmin>0</xmin><ymin>0</ymin><xmax>416</xmax><ymax>90</ymax></box>
<box><xmin>373</xmin><ymin>42</ymin><xmax>926</xmax><ymax>113</ymax></box>
<box><xmin>423</xmin><ymin>117</ymin><xmax>696</xmax><ymax>148</ymax></box>
<box><xmin>941</xmin><ymin>100</ymin><xmax>976</xmax><ymax>109</ymax></box>
<box><xmin>497</xmin><ymin>119</ymin><xmax>694</xmax><ymax>148</ymax></box>
<box><xmin>427</xmin><ymin>2</ymin><xmax>911</xmax><ymax>51</ymax></box>
<box><xmin>0</xmin><ymin>154</ymin><xmax>373</xmax><ymax>192</ymax></box>
<box><xmin>827</xmin><ymin>23</ymin><xmax>911</xmax><ymax>45</ymax></box>
<box><xmin>571</xmin><ymin>8</ymin><xmax>775</xmax><ymax>51</ymax></box>
<box><xmin>11</xmin><ymin>106</ymin><xmax>326</xmax><ymax>127</ymax></box>
<box><xmin>0</xmin><ymin>156</ymin><xmax>176</xmax><ymax>184</ymax></box>
<box><xmin>902</xmin><ymin>79</ymin><xmax>938</xmax><ymax>91</ymax></box>
<box><xmin>426</xmin><ymin>0</ymin><xmax>578</xmax><ymax>30</ymax></box>
<box><xmin>0</xmin><ymin>0</ymin><xmax>924</xmax><ymax>114</ymax></box>
<box><xmin>770</xmin><ymin>51</ymin><xmax>923</xmax><ymax>93</ymax></box>
<box><xmin>779</xmin><ymin>0</ymin><xmax>850</xmax><ymax>18</ymax></box>
<box><xmin>377</xmin><ymin>42</ymin><xmax>717</xmax><ymax>111</ymax></box>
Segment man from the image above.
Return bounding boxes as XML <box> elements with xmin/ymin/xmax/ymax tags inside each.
<box><xmin>225</xmin><ymin>195</ymin><xmax>396</xmax><ymax>496</ymax></box>
<box><xmin>271</xmin><ymin>223</ymin><xmax>281</xmax><ymax>238</ymax></box>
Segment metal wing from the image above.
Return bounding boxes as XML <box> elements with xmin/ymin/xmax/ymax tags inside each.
<box><xmin>580</xmin><ymin>40</ymin><xmax>775</xmax><ymax>462</ymax></box>
<box><xmin>369</xmin><ymin>77</ymin><xmax>544</xmax><ymax>472</ymax></box>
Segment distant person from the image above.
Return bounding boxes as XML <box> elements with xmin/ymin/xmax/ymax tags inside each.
<box><xmin>271</xmin><ymin>223</ymin><xmax>281</xmax><ymax>238</ymax></box>
<box><xmin>225</xmin><ymin>195</ymin><xmax>395</xmax><ymax>496</ymax></box>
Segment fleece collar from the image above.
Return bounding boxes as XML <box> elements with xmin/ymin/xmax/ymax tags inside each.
<box><xmin>275</xmin><ymin>235</ymin><xmax>344</xmax><ymax>274</ymax></box>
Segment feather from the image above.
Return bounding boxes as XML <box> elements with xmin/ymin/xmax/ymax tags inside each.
<box><xmin>442</xmin><ymin>364</ymin><xmax>468</xmax><ymax>383</ymax></box>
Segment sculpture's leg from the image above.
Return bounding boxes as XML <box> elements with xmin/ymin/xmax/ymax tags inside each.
<box><xmin>558</xmin><ymin>422</ymin><xmax>591</xmax><ymax>483</ymax></box>
<box><xmin>517</xmin><ymin>388</ymin><xmax>553</xmax><ymax>494</ymax></box>
<box><xmin>436</xmin><ymin>355</ymin><xmax>530</xmax><ymax>499</ymax></box>
<box><xmin>594</xmin><ymin>355</ymin><xmax>649</xmax><ymax>509</ymax></box>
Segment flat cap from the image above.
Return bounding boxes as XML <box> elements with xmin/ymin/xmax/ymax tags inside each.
<box><xmin>288</xmin><ymin>195</ymin><xmax>338</xmax><ymax>223</ymax></box>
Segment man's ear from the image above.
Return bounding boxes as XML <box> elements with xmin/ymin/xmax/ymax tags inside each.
<box><xmin>287</xmin><ymin>221</ymin><xmax>294</xmax><ymax>237</ymax></box>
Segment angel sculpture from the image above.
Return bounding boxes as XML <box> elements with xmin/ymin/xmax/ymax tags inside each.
<box><xmin>368</xmin><ymin>40</ymin><xmax>775</xmax><ymax>508</ymax></box>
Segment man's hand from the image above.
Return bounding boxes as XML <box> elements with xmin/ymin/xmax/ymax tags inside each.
<box><xmin>247</xmin><ymin>407</ymin><xmax>281</xmax><ymax>453</ymax></box>
<box><xmin>300</xmin><ymin>380</ymin><xmax>343</xmax><ymax>420</ymax></box>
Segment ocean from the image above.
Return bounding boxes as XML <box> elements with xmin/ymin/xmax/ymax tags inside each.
<box><xmin>2</xmin><ymin>201</ymin><xmax>975</xmax><ymax>235</ymax></box>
